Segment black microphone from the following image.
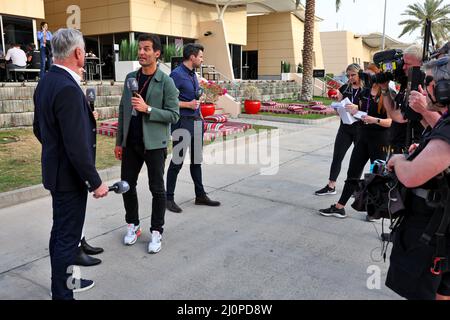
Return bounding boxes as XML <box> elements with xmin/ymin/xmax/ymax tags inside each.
<box><xmin>126</xmin><ymin>78</ymin><xmax>139</xmax><ymax>97</ymax></box>
<box><xmin>108</xmin><ymin>181</ymin><xmax>130</xmax><ymax>194</ymax></box>
<box><xmin>86</xmin><ymin>88</ymin><xmax>96</xmax><ymax>112</ymax></box>
<box><xmin>126</xmin><ymin>78</ymin><xmax>139</xmax><ymax>116</ymax></box>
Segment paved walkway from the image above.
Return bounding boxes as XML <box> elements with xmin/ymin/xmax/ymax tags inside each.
<box><xmin>0</xmin><ymin>118</ymin><xmax>400</xmax><ymax>300</ymax></box>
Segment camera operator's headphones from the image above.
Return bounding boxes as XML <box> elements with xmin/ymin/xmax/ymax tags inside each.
<box><xmin>426</xmin><ymin>56</ymin><xmax>450</xmax><ymax>106</ymax></box>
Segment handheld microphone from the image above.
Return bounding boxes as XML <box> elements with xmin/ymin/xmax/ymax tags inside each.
<box><xmin>108</xmin><ymin>181</ymin><xmax>130</xmax><ymax>194</ymax></box>
<box><xmin>86</xmin><ymin>88</ymin><xmax>96</xmax><ymax>112</ymax></box>
<box><xmin>127</xmin><ymin>78</ymin><xmax>139</xmax><ymax>97</ymax></box>
<box><xmin>126</xmin><ymin>78</ymin><xmax>139</xmax><ymax>116</ymax></box>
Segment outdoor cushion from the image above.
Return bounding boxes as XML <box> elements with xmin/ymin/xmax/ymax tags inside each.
<box><xmin>204</xmin><ymin>114</ymin><xmax>228</xmax><ymax>123</ymax></box>
<box><xmin>204</xmin><ymin>122</ymin><xmax>225</xmax><ymax>131</ymax></box>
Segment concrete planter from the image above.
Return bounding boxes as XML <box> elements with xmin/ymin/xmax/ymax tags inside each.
<box><xmin>114</xmin><ymin>61</ymin><xmax>141</xmax><ymax>82</ymax></box>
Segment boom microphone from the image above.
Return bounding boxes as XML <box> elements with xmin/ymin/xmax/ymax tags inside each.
<box><xmin>108</xmin><ymin>181</ymin><xmax>130</xmax><ymax>194</ymax></box>
<box><xmin>86</xmin><ymin>88</ymin><xmax>96</xmax><ymax>112</ymax></box>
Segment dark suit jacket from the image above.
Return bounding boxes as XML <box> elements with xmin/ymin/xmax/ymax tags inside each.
<box><xmin>33</xmin><ymin>65</ymin><xmax>102</xmax><ymax>192</ymax></box>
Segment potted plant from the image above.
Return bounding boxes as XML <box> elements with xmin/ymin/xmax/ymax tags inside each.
<box><xmin>163</xmin><ymin>44</ymin><xmax>182</xmax><ymax>64</ymax></box>
<box><xmin>243</xmin><ymin>85</ymin><xmax>261</xmax><ymax>114</ymax></box>
<box><xmin>114</xmin><ymin>39</ymin><xmax>140</xmax><ymax>82</ymax></box>
<box><xmin>326</xmin><ymin>79</ymin><xmax>341</xmax><ymax>98</ymax></box>
<box><xmin>199</xmin><ymin>80</ymin><xmax>227</xmax><ymax>117</ymax></box>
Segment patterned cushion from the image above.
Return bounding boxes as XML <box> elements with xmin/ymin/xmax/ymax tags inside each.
<box><xmin>287</xmin><ymin>105</ymin><xmax>304</xmax><ymax>112</ymax></box>
<box><xmin>204</xmin><ymin>122</ymin><xmax>225</xmax><ymax>131</ymax></box>
<box><xmin>310</xmin><ymin>105</ymin><xmax>327</xmax><ymax>111</ymax></box>
<box><xmin>204</xmin><ymin>114</ymin><xmax>228</xmax><ymax>123</ymax></box>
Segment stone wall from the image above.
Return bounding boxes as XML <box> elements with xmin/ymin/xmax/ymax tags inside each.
<box><xmin>219</xmin><ymin>80</ymin><xmax>302</xmax><ymax>102</ymax></box>
<box><xmin>0</xmin><ymin>80</ymin><xmax>305</xmax><ymax>128</ymax></box>
<box><xmin>0</xmin><ymin>83</ymin><xmax>124</xmax><ymax>128</ymax></box>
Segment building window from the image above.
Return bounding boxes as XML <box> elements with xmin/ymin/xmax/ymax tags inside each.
<box><xmin>1</xmin><ymin>15</ymin><xmax>34</xmax><ymax>52</ymax></box>
<box><xmin>229</xmin><ymin>44</ymin><xmax>242</xmax><ymax>79</ymax></box>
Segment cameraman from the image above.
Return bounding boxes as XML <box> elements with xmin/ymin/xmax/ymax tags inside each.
<box><xmin>379</xmin><ymin>45</ymin><xmax>429</xmax><ymax>153</ymax></box>
<box><xmin>386</xmin><ymin>55</ymin><xmax>450</xmax><ymax>300</ymax></box>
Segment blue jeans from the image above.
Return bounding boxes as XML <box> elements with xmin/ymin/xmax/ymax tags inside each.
<box><xmin>40</xmin><ymin>48</ymin><xmax>52</xmax><ymax>79</ymax></box>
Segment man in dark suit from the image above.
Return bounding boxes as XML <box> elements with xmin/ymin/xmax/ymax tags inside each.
<box><xmin>33</xmin><ymin>28</ymin><xmax>108</xmax><ymax>300</ymax></box>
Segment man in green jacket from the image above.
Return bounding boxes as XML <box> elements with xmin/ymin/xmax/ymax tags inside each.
<box><xmin>114</xmin><ymin>34</ymin><xmax>180</xmax><ymax>253</ymax></box>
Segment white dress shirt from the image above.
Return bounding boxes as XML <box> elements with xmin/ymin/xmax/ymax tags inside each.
<box><xmin>5</xmin><ymin>47</ymin><xmax>27</xmax><ymax>67</ymax></box>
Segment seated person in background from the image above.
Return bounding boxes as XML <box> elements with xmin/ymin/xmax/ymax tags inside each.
<box><xmin>86</xmin><ymin>50</ymin><xmax>97</xmax><ymax>57</ymax></box>
<box><xmin>25</xmin><ymin>43</ymin><xmax>36</xmax><ymax>64</ymax></box>
<box><xmin>5</xmin><ymin>43</ymin><xmax>27</xmax><ymax>81</ymax></box>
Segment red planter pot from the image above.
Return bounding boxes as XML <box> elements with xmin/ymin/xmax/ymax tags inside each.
<box><xmin>200</xmin><ymin>103</ymin><xmax>215</xmax><ymax>117</ymax></box>
<box><xmin>327</xmin><ymin>89</ymin><xmax>338</xmax><ymax>98</ymax></box>
<box><xmin>244</xmin><ymin>100</ymin><xmax>261</xmax><ymax>114</ymax></box>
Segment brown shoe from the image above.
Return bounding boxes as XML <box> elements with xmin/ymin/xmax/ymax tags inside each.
<box><xmin>195</xmin><ymin>195</ymin><xmax>221</xmax><ymax>207</ymax></box>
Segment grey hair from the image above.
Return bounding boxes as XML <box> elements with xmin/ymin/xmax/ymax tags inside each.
<box><xmin>424</xmin><ymin>55</ymin><xmax>450</xmax><ymax>82</ymax></box>
<box><xmin>51</xmin><ymin>28</ymin><xmax>85</xmax><ymax>60</ymax></box>
<box><xmin>403</xmin><ymin>44</ymin><xmax>423</xmax><ymax>61</ymax></box>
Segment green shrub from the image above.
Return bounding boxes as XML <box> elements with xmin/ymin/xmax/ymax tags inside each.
<box><xmin>119</xmin><ymin>39</ymin><xmax>138</xmax><ymax>61</ymax></box>
<box><xmin>163</xmin><ymin>44</ymin><xmax>183</xmax><ymax>63</ymax></box>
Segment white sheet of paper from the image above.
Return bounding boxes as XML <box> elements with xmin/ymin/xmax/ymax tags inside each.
<box><xmin>331</xmin><ymin>98</ymin><xmax>359</xmax><ymax>125</ymax></box>
<box><xmin>353</xmin><ymin>111</ymin><xmax>367</xmax><ymax>120</ymax></box>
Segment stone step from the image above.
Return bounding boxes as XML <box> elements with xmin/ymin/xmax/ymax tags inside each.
<box><xmin>0</xmin><ymin>107</ymin><xmax>119</xmax><ymax>128</ymax></box>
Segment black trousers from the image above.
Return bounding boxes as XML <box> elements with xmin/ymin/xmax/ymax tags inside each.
<box><xmin>121</xmin><ymin>144</ymin><xmax>167</xmax><ymax>234</ymax></box>
<box><xmin>338</xmin><ymin>128</ymin><xmax>389</xmax><ymax>206</ymax></box>
<box><xmin>329</xmin><ymin>122</ymin><xmax>360</xmax><ymax>182</ymax></box>
<box><xmin>386</xmin><ymin>214</ymin><xmax>450</xmax><ymax>299</ymax></box>
<box><xmin>166</xmin><ymin>117</ymin><xmax>206</xmax><ymax>201</ymax></box>
<box><xmin>50</xmin><ymin>189</ymin><xmax>87</xmax><ymax>300</ymax></box>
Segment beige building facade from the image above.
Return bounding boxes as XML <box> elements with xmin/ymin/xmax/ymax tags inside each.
<box><xmin>244</xmin><ymin>12</ymin><xmax>324</xmax><ymax>80</ymax></box>
<box><xmin>2</xmin><ymin>0</ymin><xmax>327</xmax><ymax>82</ymax></box>
<box><xmin>321</xmin><ymin>30</ymin><xmax>411</xmax><ymax>77</ymax></box>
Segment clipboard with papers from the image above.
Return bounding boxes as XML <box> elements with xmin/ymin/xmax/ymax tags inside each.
<box><xmin>331</xmin><ymin>97</ymin><xmax>367</xmax><ymax>125</ymax></box>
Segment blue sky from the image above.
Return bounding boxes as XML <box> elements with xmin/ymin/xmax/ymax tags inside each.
<box><xmin>315</xmin><ymin>0</ymin><xmax>449</xmax><ymax>44</ymax></box>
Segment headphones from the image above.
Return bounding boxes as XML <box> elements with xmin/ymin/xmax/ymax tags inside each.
<box><xmin>435</xmin><ymin>79</ymin><xmax>450</xmax><ymax>105</ymax></box>
<box><xmin>427</xmin><ymin>56</ymin><xmax>450</xmax><ymax>106</ymax></box>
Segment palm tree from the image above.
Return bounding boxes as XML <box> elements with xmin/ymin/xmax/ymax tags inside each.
<box><xmin>399</xmin><ymin>0</ymin><xmax>450</xmax><ymax>46</ymax></box>
<box><xmin>299</xmin><ymin>0</ymin><xmax>345</xmax><ymax>101</ymax></box>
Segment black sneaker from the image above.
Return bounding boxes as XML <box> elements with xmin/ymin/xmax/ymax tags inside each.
<box><xmin>315</xmin><ymin>185</ymin><xmax>336</xmax><ymax>196</ymax></box>
<box><xmin>366</xmin><ymin>214</ymin><xmax>376</xmax><ymax>222</ymax></box>
<box><xmin>319</xmin><ymin>205</ymin><xmax>347</xmax><ymax>219</ymax></box>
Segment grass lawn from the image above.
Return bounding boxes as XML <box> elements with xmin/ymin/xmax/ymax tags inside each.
<box><xmin>258</xmin><ymin>112</ymin><xmax>335</xmax><ymax>120</ymax></box>
<box><xmin>274</xmin><ymin>96</ymin><xmax>333</xmax><ymax>105</ymax></box>
<box><xmin>0</xmin><ymin>124</ymin><xmax>276</xmax><ymax>193</ymax></box>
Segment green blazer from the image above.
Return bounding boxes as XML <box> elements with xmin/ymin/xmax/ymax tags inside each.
<box><xmin>116</xmin><ymin>68</ymin><xmax>180</xmax><ymax>150</ymax></box>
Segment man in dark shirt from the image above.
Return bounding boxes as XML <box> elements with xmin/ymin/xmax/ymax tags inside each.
<box><xmin>115</xmin><ymin>34</ymin><xmax>180</xmax><ymax>253</ymax></box>
<box><xmin>166</xmin><ymin>43</ymin><xmax>220</xmax><ymax>213</ymax></box>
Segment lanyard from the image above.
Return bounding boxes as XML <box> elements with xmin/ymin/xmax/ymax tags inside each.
<box><xmin>136</xmin><ymin>68</ymin><xmax>153</xmax><ymax>96</ymax></box>
<box><xmin>351</xmin><ymin>88</ymin><xmax>359</xmax><ymax>104</ymax></box>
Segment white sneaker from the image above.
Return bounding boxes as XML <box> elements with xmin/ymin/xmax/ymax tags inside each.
<box><xmin>148</xmin><ymin>231</ymin><xmax>162</xmax><ymax>254</ymax></box>
<box><xmin>124</xmin><ymin>224</ymin><xmax>141</xmax><ymax>245</ymax></box>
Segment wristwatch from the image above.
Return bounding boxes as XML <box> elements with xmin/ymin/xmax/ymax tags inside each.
<box><xmin>147</xmin><ymin>106</ymin><xmax>152</xmax><ymax>114</ymax></box>
<box><xmin>377</xmin><ymin>118</ymin><xmax>381</xmax><ymax>124</ymax></box>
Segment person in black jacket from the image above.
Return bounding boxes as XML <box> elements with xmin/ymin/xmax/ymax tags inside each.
<box><xmin>386</xmin><ymin>55</ymin><xmax>450</xmax><ymax>300</ymax></box>
<box><xmin>33</xmin><ymin>28</ymin><xmax>108</xmax><ymax>300</ymax></box>
<box><xmin>315</xmin><ymin>63</ymin><xmax>364</xmax><ymax>196</ymax></box>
